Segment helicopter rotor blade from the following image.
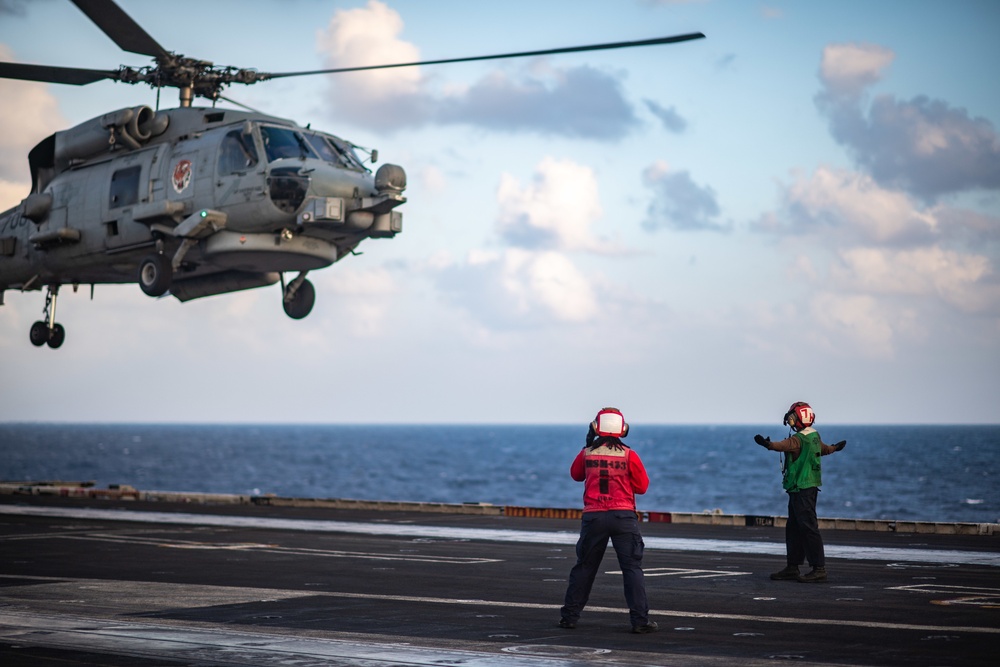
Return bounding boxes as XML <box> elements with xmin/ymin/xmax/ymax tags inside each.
<box><xmin>70</xmin><ymin>0</ymin><xmax>170</xmax><ymax>59</ymax></box>
<box><xmin>264</xmin><ymin>32</ymin><xmax>706</xmax><ymax>79</ymax></box>
<box><xmin>0</xmin><ymin>61</ymin><xmax>118</xmax><ymax>86</ymax></box>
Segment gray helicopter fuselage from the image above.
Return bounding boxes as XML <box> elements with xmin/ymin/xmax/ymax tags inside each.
<box><xmin>0</xmin><ymin>105</ymin><xmax>406</xmax><ymax>302</ymax></box>
<box><xmin>0</xmin><ymin>0</ymin><xmax>699</xmax><ymax>346</ymax></box>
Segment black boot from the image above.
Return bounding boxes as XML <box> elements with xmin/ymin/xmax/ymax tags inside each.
<box><xmin>797</xmin><ymin>567</ymin><xmax>828</xmax><ymax>583</ymax></box>
<box><xmin>631</xmin><ymin>621</ymin><xmax>658</xmax><ymax>634</ymax></box>
<box><xmin>769</xmin><ymin>565</ymin><xmax>800</xmax><ymax>580</ymax></box>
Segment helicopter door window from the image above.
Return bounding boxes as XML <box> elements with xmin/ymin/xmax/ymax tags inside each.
<box><xmin>260</xmin><ymin>126</ymin><xmax>317</xmax><ymax>162</ymax></box>
<box><xmin>109</xmin><ymin>166</ymin><xmax>141</xmax><ymax>209</ymax></box>
<box><xmin>218</xmin><ymin>130</ymin><xmax>259</xmax><ymax>174</ymax></box>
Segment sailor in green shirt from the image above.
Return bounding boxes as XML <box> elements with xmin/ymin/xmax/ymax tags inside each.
<box><xmin>754</xmin><ymin>402</ymin><xmax>846</xmax><ymax>583</ymax></box>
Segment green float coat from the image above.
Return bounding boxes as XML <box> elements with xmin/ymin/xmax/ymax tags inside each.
<box><xmin>783</xmin><ymin>429</ymin><xmax>823</xmax><ymax>492</ymax></box>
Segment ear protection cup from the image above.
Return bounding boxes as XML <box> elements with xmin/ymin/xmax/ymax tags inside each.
<box><xmin>621</xmin><ymin>422</ymin><xmax>629</xmax><ymax>438</ymax></box>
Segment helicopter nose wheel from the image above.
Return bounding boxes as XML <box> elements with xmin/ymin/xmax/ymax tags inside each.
<box><xmin>29</xmin><ymin>286</ymin><xmax>66</xmax><ymax>349</ymax></box>
<box><xmin>138</xmin><ymin>253</ymin><xmax>173</xmax><ymax>297</ymax></box>
<box><xmin>282</xmin><ymin>272</ymin><xmax>315</xmax><ymax>320</ymax></box>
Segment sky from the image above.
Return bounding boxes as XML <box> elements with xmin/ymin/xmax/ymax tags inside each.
<box><xmin>0</xmin><ymin>0</ymin><xmax>998</xmax><ymax>425</ymax></box>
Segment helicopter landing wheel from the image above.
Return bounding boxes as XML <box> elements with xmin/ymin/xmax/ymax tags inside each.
<box><xmin>138</xmin><ymin>254</ymin><xmax>173</xmax><ymax>297</ymax></box>
<box><xmin>30</xmin><ymin>285</ymin><xmax>65</xmax><ymax>349</ymax></box>
<box><xmin>29</xmin><ymin>321</ymin><xmax>49</xmax><ymax>347</ymax></box>
<box><xmin>47</xmin><ymin>323</ymin><xmax>66</xmax><ymax>349</ymax></box>
<box><xmin>282</xmin><ymin>278</ymin><xmax>315</xmax><ymax>320</ymax></box>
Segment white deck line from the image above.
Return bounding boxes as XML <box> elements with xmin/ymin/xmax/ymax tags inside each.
<box><xmin>4</xmin><ymin>505</ymin><xmax>999</xmax><ymax>567</ymax></box>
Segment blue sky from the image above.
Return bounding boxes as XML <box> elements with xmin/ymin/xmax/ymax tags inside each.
<box><xmin>0</xmin><ymin>0</ymin><xmax>998</xmax><ymax>424</ymax></box>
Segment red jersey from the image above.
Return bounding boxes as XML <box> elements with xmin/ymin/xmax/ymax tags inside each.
<box><xmin>570</xmin><ymin>443</ymin><xmax>649</xmax><ymax>512</ymax></box>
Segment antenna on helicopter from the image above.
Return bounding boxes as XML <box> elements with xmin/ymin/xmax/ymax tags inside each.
<box><xmin>218</xmin><ymin>96</ymin><xmax>265</xmax><ymax>115</ymax></box>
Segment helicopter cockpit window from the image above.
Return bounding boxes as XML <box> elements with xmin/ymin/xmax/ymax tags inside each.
<box><xmin>218</xmin><ymin>130</ymin><xmax>259</xmax><ymax>174</ymax></box>
<box><xmin>302</xmin><ymin>133</ymin><xmax>341</xmax><ymax>165</ymax></box>
<box><xmin>330</xmin><ymin>137</ymin><xmax>367</xmax><ymax>171</ymax></box>
<box><xmin>302</xmin><ymin>133</ymin><xmax>365</xmax><ymax>171</ymax></box>
<box><xmin>260</xmin><ymin>126</ymin><xmax>317</xmax><ymax>162</ymax></box>
<box><xmin>109</xmin><ymin>166</ymin><xmax>141</xmax><ymax>209</ymax></box>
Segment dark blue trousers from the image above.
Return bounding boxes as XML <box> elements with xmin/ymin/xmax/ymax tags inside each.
<box><xmin>560</xmin><ymin>510</ymin><xmax>649</xmax><ymax>628</ymax></box>
<box><xmin>786</xmin><ymin>486</ymin><xmax>826</xmax><ymax>568</ymax></box>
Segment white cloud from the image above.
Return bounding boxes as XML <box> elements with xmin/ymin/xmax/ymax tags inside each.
<box><xmin>495</xmin><ymin>157</ymin><xmax>608</xmax><ymax>252</ymax></box>
<box><xmin>768</xmin><ymin>166</ymin><xmax>938</xmax><ymax>244</ymax></box>
<box><xmin>855</xmin><ymin>94</ymin><xmax>1000</xmax><ymax>198</ymax></box>
<box><xmin>642</xmin><ymin>160</ymin><xmax>729</xmax><ymax>233</ymax></box>
<box><xmin>818</xmin><ymin>42</ymin><xmax>894</xmax><ymax>99</ymax></box>
<box><xmin>431</xmin><ymin>156</ymin><xmax>614</xmax><ymax>329</ymax></box>
<box><xmin>816</xmin><ymin>43</ymin><xmax>1000</xmax><ymax>199</ymax></box>
<box><xmin>523</xmin><ymin>251</ymin><xmax>598</xmax><ymax>322</ymax></box>
<box><xmin>789</xmin><ymin>254</ymin><xmax>820</xmax><ymax>283</ymax></box>
<box><xmin>644</xmin><ymin>99</ymin><xmax>687</xmax><ymax>133</ymax></box>
<box><xmin>808</xmin><ymin>292</ymin><xmax>896</xmax><ymax>359</ymax></box>
<box><xmin>317</xmin><ymin>0</ymin><xmax>423</xmax><ymax>96</ymax></box>
<box><xmin>436</xmin><ymin>64</ymin><xmax>638</xmax><ymax>140</ymax></box>
<box><xmin>314</xmin><ymin>3</ymin><xmax>639</xmax><ymax>139</ymax></box>
<box><xmin>324</xmin><ymin>263</ymin><xmax>395</xmax><ymax>297</ymax></box>
<box><xmin>831</xmin><ymin>246</ymin><xmax>999</xmax><ymax>314</ymax></box>
<box><xmin>317</xmin><ymin>263</ymin><xmax>397</xmax><ymax>337</ymax></box>
<box><xmin>435</xmin><ymin>248</ymin><xmax>598</xmax><ymax>329</ymax></box>
<box><xmin>756</xmin><ymin>162</ymin><xmax>1000</xmax><ymax>355</ymax></box>
<box><xmin>0</xmin><ymin>179</ymin><xmax>27</xmax><ymax>211</ymax></box>
<box><xmin>418</xmin><ymin>165</ymin><xmax>447</xmax><ymax>194</ymax></box>
<box><xmin>760</xmin><ymin>165</ymin><xmax>1000</xmax><ymax>254</ymax></box>
<box><xmin>316</xmin><ymin>0</ymin><xmax>430</xmax><ymax>129</ymax></box>
<box><xmin>0</xmin><ymin>45</ymin><xmax>66</xmax><ymax>184</ymax></box>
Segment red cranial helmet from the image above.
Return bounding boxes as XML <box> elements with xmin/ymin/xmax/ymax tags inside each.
<box><xmin>593</xmin><ymin>407</ymin><xmax>629</xmax><ymax>438</ymax></box>
<box><xmin>783</xmin><ymin>402</ymin><xmax>815</xmax><ymax>430</ymax></box>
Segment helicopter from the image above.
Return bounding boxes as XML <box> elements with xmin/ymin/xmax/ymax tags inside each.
<box><xmin>0</xmin><ymin>0</ymin><xmax>704</xmax><ymax>349</ymax></box>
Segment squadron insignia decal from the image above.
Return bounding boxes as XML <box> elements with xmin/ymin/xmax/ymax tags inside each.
<box><xmin>171</xmin><ymin>159</ymin><xmax>192</xmax><ymax>193</ymax></box>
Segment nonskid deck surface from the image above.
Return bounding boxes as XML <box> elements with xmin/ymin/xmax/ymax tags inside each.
<box><xmin>1</xmin><ymin>497</ymin><xmax>998</xmax><ymax>666</ymax></box>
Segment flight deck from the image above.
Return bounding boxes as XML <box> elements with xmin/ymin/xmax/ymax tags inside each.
<box><xmin>1</xmin><ymin>492</ymin><xmax>998</xmax><ymax>667</ymax></box>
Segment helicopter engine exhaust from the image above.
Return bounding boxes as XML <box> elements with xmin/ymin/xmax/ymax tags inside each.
<box><xmin>54</xmin><ymin>106</ymin><xmax>169</xmax><ymax>169</ymax></box>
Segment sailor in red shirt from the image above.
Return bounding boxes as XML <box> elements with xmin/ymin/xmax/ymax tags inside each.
<box><xmin>559</xmin><ymin>408</ymin><xmax>657</xmax><ymax>633</ymax></box>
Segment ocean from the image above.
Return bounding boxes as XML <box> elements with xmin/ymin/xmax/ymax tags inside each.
<box><xmin>1</xmin><ymin>424</ymin><xmax>997</xmax><ymax>524</ymax></box>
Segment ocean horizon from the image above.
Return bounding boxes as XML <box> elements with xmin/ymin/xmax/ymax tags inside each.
<box><xmin>2</xmin><ymin>423</ymin><xmax>997</xmax><ymax>525</ymax></box>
